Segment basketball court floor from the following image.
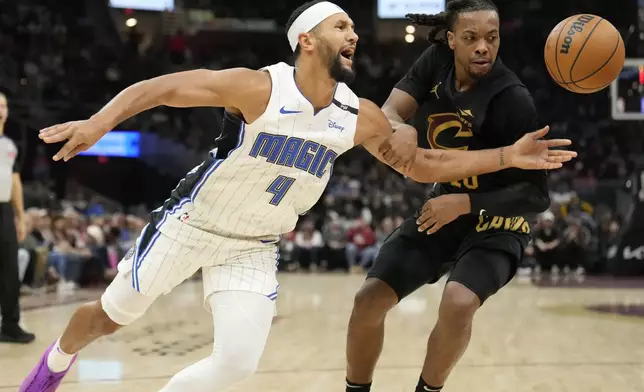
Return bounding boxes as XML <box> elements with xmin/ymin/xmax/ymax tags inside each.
<box><xmin>2</xmin><ymin>273</ymin><xmax>643</xmax><ymax>391</ymax></box>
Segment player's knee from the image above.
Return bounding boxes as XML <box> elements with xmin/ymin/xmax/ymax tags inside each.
<box><xmin>439</xmin><ymin>282</ymin><xmax>480</xmax><ymax>326</ymax></box>
<box><xmin>351</xmin><ymin>278</ymin><xmax>398</xmax><ymax>325</ymax></box>
<box><xmin>87</xmin><ymin>300</ymin><xmax>122</xmax><ymax>337</ymax></box>
<box><xmin>100</xmin><ymin>273</ymin><xmax>155</xmax><ymax>326</ymax></box>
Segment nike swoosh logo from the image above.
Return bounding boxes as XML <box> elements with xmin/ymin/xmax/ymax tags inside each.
<box><xmin>280</xmin><ymin>106</ymin><xmax>302</xmax><ymax>114</ymax></box>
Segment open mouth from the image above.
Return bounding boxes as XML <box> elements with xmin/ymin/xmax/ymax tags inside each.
<box><xmin>340</xmin><ymin>47</ymin><xmax>355</xmax><ymax>62</ymax></box>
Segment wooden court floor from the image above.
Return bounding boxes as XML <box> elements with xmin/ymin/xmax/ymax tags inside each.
<box><xmin>2</xmin><ymin>273</ymin><xmax>644</xmax><ymax>391</ymax></box>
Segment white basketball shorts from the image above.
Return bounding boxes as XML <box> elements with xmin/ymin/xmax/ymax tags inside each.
<box><xmin>101</xmin><ymin>218</ymin><xmax>280</xmax><ymax>325</ymax></box>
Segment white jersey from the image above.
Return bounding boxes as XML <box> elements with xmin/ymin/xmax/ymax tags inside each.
<box><xmin>154</xmin><ymin>62</ymin><xmax>359</xmax><ymax>239</ymax></box>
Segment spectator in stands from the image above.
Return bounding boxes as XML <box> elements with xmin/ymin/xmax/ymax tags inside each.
<box><xmin>81</xmin><ymin>226</ymin><xmax>121</xmax><ymax>286</ymax></box>
<box><xmin>31</xmin><ymin>211</ymin><xmax>54</xmax><ymax>247</ymax></box>
<box><xmin>48</xmin><ymin>216</ymin><xmax>91</xmax><ymax>292</ymax></box>
<box><xmin>346</xmin><ymin>218</ymin><xmax>377</xmax><ymax>273</ymax></box>
<box><xmin>358</xmin><ymin>216</ymin><xmax>396</xmax><ymax>270</ymax></box>
<box><xmin>560</xmin><ymin>196</ymin><xmax>594</xmax><ymax>220</ymax></box>
<box><xmin>533</xmin><ymin>211</ymin><xmax>562</xmax><ymax>275</ymax></box>
<box><xmin>322</xmin><ymin>218</ymin><xmax>348</xmax><ymax>271</ymax></box>
<box><xmin>562</xmin><ymin>217</ymin><xmax>592</xmax><ymax>276</ymax></box>
<box><xmin>293</xmin><ymin>219</ymin><xmax>324</xmax><ymax>272</ymax></box>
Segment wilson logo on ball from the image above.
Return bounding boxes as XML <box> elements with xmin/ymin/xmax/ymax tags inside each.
<box><xmin>560</xmin><ymin>15</ymin><xmax>596</xmax><ymax>54</ymax></box>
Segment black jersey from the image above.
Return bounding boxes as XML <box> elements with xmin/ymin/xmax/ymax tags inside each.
<box><xmin>395</xmin><ymin>44</ymin><xmax>550</xmax><ymax>235</ymax></box>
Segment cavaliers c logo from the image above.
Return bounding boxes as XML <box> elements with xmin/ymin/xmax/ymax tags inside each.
<box><xmin>427</xmin><ymin>112</ymin><xmax>474</xmax><ymax>150</ymax></box>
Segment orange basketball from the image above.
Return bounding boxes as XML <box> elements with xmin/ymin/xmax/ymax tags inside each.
<box><xmin>544</xmin><ymin>14</ymin><xmax>625</xmax><ymax>94</ymax></box>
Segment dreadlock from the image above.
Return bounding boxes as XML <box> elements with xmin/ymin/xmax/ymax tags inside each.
<box><xmin>407</xmin><ymin>0</ymin><xmax>498</xmax><ymax>44</ymax></box>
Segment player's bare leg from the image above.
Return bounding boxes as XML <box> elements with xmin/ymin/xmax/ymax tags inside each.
<box><xmin>345</xmin><ymin>278</ymin><xmax>398</xmax><ymax>390</ymax></box>
<box><xmin>19</xmin><ymin>299</ymin><xmax>123</xmax><ymax>391</ymax></box>
<box><xmin>20</xmin><ymin>272</ymin><xmax>154</xmax><ymax>392</ymax></box>
<box><xmin>58</xmin><ymin>299</ymin><xmax>122</xmax><ymax>354</ymax></box>
<box><xmin>418</xmin><ymin>282</ymin><xmax>480</xmax><ymax>390</ymax></box>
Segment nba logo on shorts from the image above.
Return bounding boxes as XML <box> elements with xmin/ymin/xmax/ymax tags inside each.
<box><xmin>180</xmin><ymin>212</ymin><xmax>190</xmax><ymax>223</ymax></box>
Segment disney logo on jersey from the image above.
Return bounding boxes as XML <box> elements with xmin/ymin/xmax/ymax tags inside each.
<box><xmin>328</xmin><ymin>120</ymin><xmax>344</xmax><ymax>132</ymax></box>
<box><xmin>426</xmin><ymin>111</ymin><xmax>474</xmax><ymax>151</ymax></box>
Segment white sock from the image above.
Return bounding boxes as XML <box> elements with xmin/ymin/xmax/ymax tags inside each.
<box><xmin>46</xmin><ymin>338</ymin><xmax>75</xmax><ymax>372</ymax></box>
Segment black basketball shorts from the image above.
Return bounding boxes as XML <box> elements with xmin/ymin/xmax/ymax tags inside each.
<box><xmin>367</xmin><ymin>215</ymin><xmax>529</xmax><ymax>304</ymax></box>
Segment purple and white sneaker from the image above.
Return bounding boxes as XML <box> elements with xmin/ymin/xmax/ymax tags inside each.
<box><xmin>19</xmin><ymin>342</ymin><xmax>78</xmax><ymax>392</ymax></box>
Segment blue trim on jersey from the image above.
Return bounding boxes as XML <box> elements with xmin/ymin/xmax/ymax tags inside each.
<box><xmin>264</xmin><ymin>247</ymin><xmax>281</xmax><ymax>301</ymax></box>
<box><xmin>131</xmin><ymin>224</ymin><xmax>149</xmax><ymax>290</ymax></box>
<box><xmin>132</xmin><ymin>123</ymin><xmax>247</xmax><ymax>292</ymax></box>
<box><xmin>269</xmin><ymin>248</ymin><xmax>281</xmax><ymax>301</ymax></box>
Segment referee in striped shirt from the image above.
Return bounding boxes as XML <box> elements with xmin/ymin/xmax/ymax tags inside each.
<box><xmin>0</xmin><ymin>92</ymin><xmax>35</xmax><ymax>343</ymax></box>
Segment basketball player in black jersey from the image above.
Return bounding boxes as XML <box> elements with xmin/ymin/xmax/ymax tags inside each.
<box><xmin>345</xmin><ymin>1</ymin><xmax>555</xmax><ymax>391</ymax></box>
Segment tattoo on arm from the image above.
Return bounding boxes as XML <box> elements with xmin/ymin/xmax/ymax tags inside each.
<box><xmin>500</xmin><ymin>147</ymin><xmax>505</xmax><ymax>167</ymax></box>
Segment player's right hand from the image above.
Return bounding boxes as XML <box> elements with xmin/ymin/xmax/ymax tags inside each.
<box><xmin>39</xmin><ymin>118</ymin><xmax>110</xmax><ymax>162</ymax></box>
<box><xmin>378</xmin><ymin>124</ymin><xmax>418</xmax><ymax>170</ymax></box>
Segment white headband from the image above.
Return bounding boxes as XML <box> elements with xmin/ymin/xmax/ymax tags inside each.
<box><xmin>287</xmin><ymin>1</ymin><xmax>346</xmax><ymax>52</ymax></box>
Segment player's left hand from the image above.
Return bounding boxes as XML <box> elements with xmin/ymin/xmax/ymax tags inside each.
<box><xmin>509</xmin><ymin>126</ymin><xmax>577</xmax><ymax>170</ymax></box>
<box><xmin>378</xmin><ymin>124</ymin><xmax>418</xmax><ymax>170</ymax></box>
<box><xmin>417</xmin><ymin>193</ymin><xmax>470</xmax><ymax>235</ymax></box>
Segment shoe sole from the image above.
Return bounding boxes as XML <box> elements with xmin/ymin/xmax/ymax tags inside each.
<box><xmin>0</xmin><ymin>334</ymin><xmax>36</xmax><ymax>344</ymax></box>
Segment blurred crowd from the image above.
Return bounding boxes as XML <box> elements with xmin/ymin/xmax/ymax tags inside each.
<box><xmin>17</xmin><ymin>202</ymin><xmax>145</xmax><ymax>294</ymax></box>
<box><xmin>1</xmin><ymin>0</ymin><xmax>643</xmax><ymax>294</ymax></box>
<box><xmin>523</xmin><ymin>201</ymin><xmax>622</xmax><ymax>279</ymax></box>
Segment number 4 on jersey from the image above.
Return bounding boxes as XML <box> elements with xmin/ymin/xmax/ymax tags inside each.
<box><xmin>266</xmin><ymin>175</ymin><xmax>296</xmax><ymax>206</ymax></box>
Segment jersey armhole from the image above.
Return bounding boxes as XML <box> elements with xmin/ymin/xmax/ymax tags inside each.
<box><xmin>244</xmin><ymin>66</ymin><xmax>278</xmax><ymax>127</ymax></box>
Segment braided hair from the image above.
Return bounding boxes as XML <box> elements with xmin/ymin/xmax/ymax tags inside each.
<box><xmin>407</xmin><ymin>0</ymin><xmax>498</xmax><ymax>44</ymax></box>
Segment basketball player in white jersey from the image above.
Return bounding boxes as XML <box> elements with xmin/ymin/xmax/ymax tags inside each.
<box><xmin>20</xmin><ymin>1</ymin><xmax>575</xmax><ymax>391</ymax></box>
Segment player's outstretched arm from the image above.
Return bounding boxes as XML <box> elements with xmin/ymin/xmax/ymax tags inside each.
<box><xmin>356</xmin><ymin>99</ymin><xmax>577</xmax><ymax>183</ymax></box>
<box><xmin>39</xmin><ymin>68</ymin><xmax>270</xmax><ymax>161</ymax></box>
<box><xmin>403</xmin><ymin>127</ymin><xmax>577</xmax><ymax>183</ymax></box>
